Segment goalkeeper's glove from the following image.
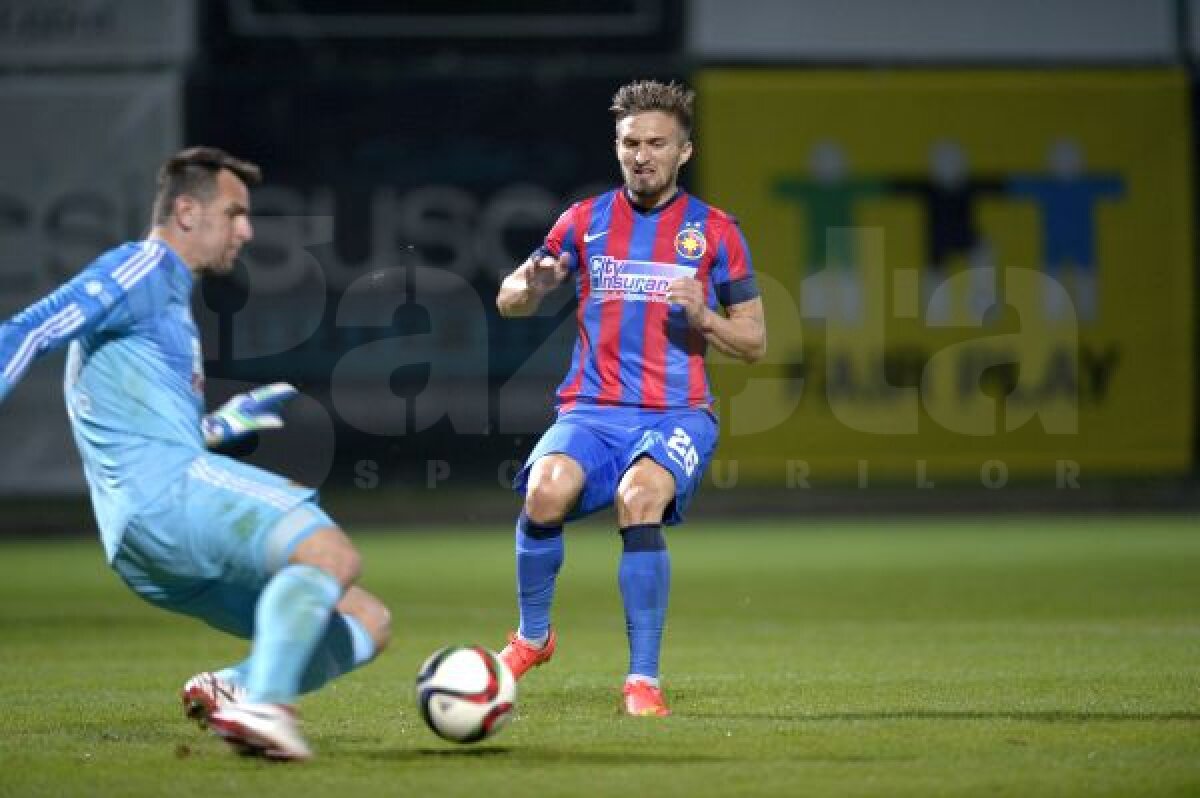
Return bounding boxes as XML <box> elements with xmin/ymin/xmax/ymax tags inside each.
<box><xmin>201</xmin><ymin>382</ymin><xmax>298</xmax><ymax>448</ymax></box>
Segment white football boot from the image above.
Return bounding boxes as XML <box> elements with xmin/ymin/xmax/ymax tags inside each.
<box><xmin>209</xmin><ymin>702</ymin><xmax>313</xmax><ymax>762</ymax></box>
<box><xmin>181</xmin><ymin>672</ymin><xmax>246</xmax><ymax>728</ymax></box>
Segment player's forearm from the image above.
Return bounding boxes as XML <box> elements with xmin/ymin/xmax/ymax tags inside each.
<box><xmin>496</xmin><ymin>262</ymin><xmax>546</xmax><ymax>318</ymax></box>
<box><xmin>698</xmin><ymin>309</ymin><xmax>767</xmax><ymax>363</ymax></box>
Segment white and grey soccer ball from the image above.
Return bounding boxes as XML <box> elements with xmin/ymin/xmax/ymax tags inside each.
<box><xmin>415</xmin><ymin>645</ymin><xmax>516</xmax><ymax>743</ymax></box>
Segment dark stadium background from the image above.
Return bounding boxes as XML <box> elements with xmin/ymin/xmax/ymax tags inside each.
<box><xmin>1</xmin><ymin>5</ymin><xmax>1197</xmax><ymax>795</ymax></box>
<box><xmin>0</xmin><ymin>0</ymin><xmax>1195</xmax><ymax>524</ymax></box>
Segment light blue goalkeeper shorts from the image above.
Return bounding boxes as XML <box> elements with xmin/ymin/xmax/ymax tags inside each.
<box><xmin>110</xmin><ymin>452</ymin><xmax>333</xmax><ymax>638</ymax></box>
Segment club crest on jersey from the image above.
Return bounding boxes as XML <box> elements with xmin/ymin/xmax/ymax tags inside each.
<box><xmin>675</xmin><ymin>226</ymin><xmax>707</xmax><ymax>260</ymax></box>
<box><xmin>589</xmin><ymin>256</ymin><xmax>696</xmax><ymax>303</ymax></box>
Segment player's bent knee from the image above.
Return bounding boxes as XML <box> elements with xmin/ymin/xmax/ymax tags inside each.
<box><xmin>524</xmin><ymin>479</ymin><xmax>577</xmax><ymax>525</ymax></box>
<box><xmin>616</xmin><ymin>481</ymin><xmax>671</xmax><ymax>525</ymax></box>
<box><xmin>524</xmin><ymin>455</ymin><xmax>583</xmax><ymax>524</ymax></box>
<box><xmin>289</xmin><ymin>525</ymin><xmax>362</xmax><ymax>588</ymax></box>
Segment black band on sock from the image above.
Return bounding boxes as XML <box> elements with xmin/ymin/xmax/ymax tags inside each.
<box><xmin>519</xmin><ymin>511</ymin><xmax>563</xmax><ymax>540</ymax></box>
<box><xmin>619</xmin><ymin>524</ymin><xmax>665</xmax><ymax>552</ymax></box>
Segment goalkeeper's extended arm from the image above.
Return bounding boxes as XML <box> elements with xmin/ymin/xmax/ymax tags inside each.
<box><xmin>201</xmin><ymin>382</ymin><xmax>298</xmax><ymax>448</ymax></box>
<box><xmin>0</xmin><ymin>267</ymin><xmax>129</xmax><ymax>403</ymax></box>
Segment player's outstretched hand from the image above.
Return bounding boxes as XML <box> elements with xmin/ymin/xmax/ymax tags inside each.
<box><xmin>666</xmin><ymin>277</ymin><xmax>710</xmax><ymax>329</ymax></box>
<box><xmin>201</xmin><ymin>382</ymin><xmax>298</xmax><ymax>448</ymax></box>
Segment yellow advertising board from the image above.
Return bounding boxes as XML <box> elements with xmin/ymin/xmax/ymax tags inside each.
<box><xmin>697</xmin><ymin>70</ymin><xmax>1193</xmax><ymax>484</ymax></box>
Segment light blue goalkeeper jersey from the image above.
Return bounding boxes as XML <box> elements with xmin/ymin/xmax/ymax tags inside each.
<box><xmin>0</xmin><ymin>239</ymin><xmax>206</xmax><ymax>561</ymax></box>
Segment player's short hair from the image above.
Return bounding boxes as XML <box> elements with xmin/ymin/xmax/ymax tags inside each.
<box><xmin>610</xmin><ymin>79</ymin><xmax>695</xmax><ymax>137</ymax></box>
<box><xmin>153</xmin><ymin>147</ymin><xmax>262</xmax><ymax>225</ymax></box>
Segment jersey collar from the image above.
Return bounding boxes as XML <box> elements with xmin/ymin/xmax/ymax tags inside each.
<box><xmin>147</xmin><ymin>238</ymin><xmax>195</xmax><ymax>291</ymax></box>
<box><xmin>621</xmin><ymin>186</ymin><xmax>687</xmax><ymax>216</ymax></box>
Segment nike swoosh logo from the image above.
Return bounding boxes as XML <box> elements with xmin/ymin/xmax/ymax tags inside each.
<box><xmin>583</xmin><ymin>231</ymin><xmax>608</xmax><ymax>243</ymax></box>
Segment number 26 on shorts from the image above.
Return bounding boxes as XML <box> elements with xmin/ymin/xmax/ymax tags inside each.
<box><xmin>666</xmin><ymin>427</ymin><xmax>699</xmax><ymax>478</ymax></box>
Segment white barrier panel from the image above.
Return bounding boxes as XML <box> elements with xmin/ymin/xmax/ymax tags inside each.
<box><xmin>0</xmin><ymin>0</ymin><xmax>194</xmax><ymax>67</ymax></box>
<box><xmin>688</xmin><ymin>0</ymin><xmax>1174</xmax><ymax>62</ymax></box>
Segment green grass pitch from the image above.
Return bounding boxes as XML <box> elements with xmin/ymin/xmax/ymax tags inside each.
<box><xmin>1</xmin><ymin>517</ymin><xmax>1198</xmax><ymax>797</ymax></box>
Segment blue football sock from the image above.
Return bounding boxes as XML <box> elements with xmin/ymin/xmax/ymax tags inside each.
<box><xmin>298</xmin><ymin>611</ymin><xmax>377</xmax><ymax>693</ymax></box>
<box><xmin>618</xmin><ymin>524</ymin><xmax>670</xmax><ymax>680</ymax></box>
<box><xmin>515</xmin><ymin>511</ymin><xmax>564</xmax><ymax>643</ymax></box>
<box><xmin>216</xmin><ymin>612</ymin><xmax>376</xmax><ymax>695</ymax></box>
<box><xmin>244</xmin><ymin>564</ymin><xmax>342</xmax><ymax>705</ymax></box>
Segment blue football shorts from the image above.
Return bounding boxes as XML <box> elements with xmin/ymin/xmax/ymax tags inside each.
<box><xmin>110</xmin><ymin>452</ymin><xmax>332</xmax><ymax>638</ymax></box>
<box><xmin>514</xmin><ymin>404</ymin><xmax>719</xmax><ymax>525</ymax></box>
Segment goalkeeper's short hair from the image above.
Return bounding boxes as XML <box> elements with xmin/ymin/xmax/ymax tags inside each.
<box><xmin>153</xmin><ymin>147</ymin><xmax>262</xmax><ymax>226</ymax></box>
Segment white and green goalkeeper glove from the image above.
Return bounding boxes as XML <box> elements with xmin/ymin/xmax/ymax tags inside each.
<box><xmin>201</xmin><ymin>382</ymin><xmax>298</xmax><ymax>448</ymax></box>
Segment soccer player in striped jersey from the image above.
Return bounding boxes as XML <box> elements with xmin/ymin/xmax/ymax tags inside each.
<box><xmin>0</xmin><ymin>148</ymin><xmax>390</xmax><ymax>760</ymax></box>
<box><xmin>495</xmin><ymin>80</ymin><xmax>767</xmax><ymax>716</ymax></box>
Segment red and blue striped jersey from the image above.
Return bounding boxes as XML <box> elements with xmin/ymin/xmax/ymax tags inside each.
<box><xmin>539</xmin><ymin>188</ymin><xmax>758</xmax><ymax>411</ymax></box>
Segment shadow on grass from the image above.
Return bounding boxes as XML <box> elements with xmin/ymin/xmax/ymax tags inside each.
<box><xmin>362</xmin><ymin>747</ymin><xmax>729</xmax><ymax>765</ymax></box>
<box><xmin>688</xmin><ymin>709</ymin><xmax>1200</xmax><ymax>723</ymax></box>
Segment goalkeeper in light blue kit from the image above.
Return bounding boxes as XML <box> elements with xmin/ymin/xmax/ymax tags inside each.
<box><xmin>0</xmin><ymin>148</ymin><xmax>390</xmax><ymax>761</ymax></box>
